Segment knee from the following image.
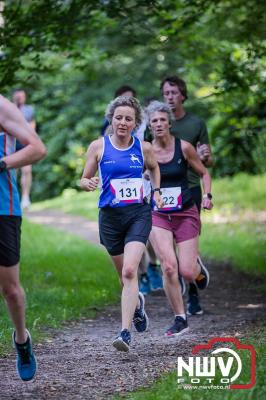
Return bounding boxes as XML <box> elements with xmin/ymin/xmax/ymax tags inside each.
<box><xmin>122</xmin><ymin>266</ymin><xmax>137</xmax><ymax>281</ymax></box>
<box><xmin>181</xmin><ymin>266</ymin><xmax>196</xmax><ymax>282</ymax></box>
<box><xmin>162</xmin><ymin>259</ymin><xmax>177</xmax><ymax>280</ymax></box>
<box><xmin>2</xmin><ymin>283</ymin><xmax>24</xmax><ymax>303</ymax></box>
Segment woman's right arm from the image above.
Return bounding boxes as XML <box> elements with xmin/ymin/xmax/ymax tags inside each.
<box><xmin>80</xmin><ymin>139</ymin><xmax>102</xmax><ymax>192</ymax></box>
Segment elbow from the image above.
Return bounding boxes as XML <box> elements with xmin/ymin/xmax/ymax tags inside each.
<box><xmin>36</xmin><ymin>142</ymin><xmax>47</xmax><ymax>161</ymax></box>
<box><xmin>40</xmin><ymin>143</ymin><xmax>47</xmax><ymax>159</ymax></box>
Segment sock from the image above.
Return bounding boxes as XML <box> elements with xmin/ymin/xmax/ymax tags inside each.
<box><xmin>175</xmin><ymin>313</ymin><xmax>186</xmax><ymax>320</ymax></box>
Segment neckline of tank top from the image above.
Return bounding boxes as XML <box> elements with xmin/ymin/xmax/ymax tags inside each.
<box><xmin>156</xmin><ymin>138</ymin><xmax>179</xmax><ymax>165</ymax></box>
<box><xmin>108</xmin><ymin>135</ymin><xmax>137</xmax><ymax>151</ymax></box>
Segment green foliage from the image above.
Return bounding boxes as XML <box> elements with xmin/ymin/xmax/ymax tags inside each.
<box><xmin>1</xmin><ymin>1</ymin><xmax>265</xmax><ymax>198</ymax></box>
<box><xmin>200</xmin><ymin>222</ymin><xmax>266</xmax><ymax>278</ymax></box>
<box><xmin>0</xmin><ymin>220</ymin><xmax>120</xmax><ymax>356</ymax></box>
<box><xmin>210</xmin><ymin>173</ymin><xmax>266</xmax><ymax>211</ymax></box>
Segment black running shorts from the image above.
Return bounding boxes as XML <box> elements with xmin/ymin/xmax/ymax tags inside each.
<box><xmin>99</xmin><ymin>203</ymin><xmax>152</xmax><ymax>256</ymax></box>
<box><xmin>0</xmin><ymin>216</ymin><xmax>22</xmax><ymax>267</ymax></box>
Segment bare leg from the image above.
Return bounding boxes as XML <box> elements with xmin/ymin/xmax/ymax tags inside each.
<box><xmin>149</xmin><ymin>227</ymin><xmax>184</xmax><ymax>314</ymax></box>
<box><xmin>0</xmin><ymin>264</ymin><xmax>27</xmax><ymax>343</ymax></box>
<box><xmin>146</xmin><ymin>240</ymin><xmax>157</xmax><ymax>265</ymax></box>
<box><xmin>111</xmin><ymin>241</ymin><xmax>146</xmax><ymax>330</ymax></box>
<box><xmin>21</xmin><ymin>165</ymin><xmax>32</xmax><ymax>208</ymax></box>
<box><xmin>138</xmin><ymin>248</ymin><xmax>150</xmax><ymax>275</ymax></box>
<box><xmin>177</xmin><ymin>237</ymin><xmax>200</xmax><ymax>282</ymax></box>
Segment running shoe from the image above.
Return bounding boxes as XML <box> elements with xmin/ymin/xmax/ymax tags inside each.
<box><xmin>195</xmin><ymin>256</ymin><xmax>210</xmax><ymax>290</ymax></box>
<box><xmin>165</xmin><ymin>316</ymin><xmax>189</xmax><ymax>337</ymax></box>
<box><xmin>112</xmin><ymin>329</ymin><xmax>131</xmax><ymax>352</ymax></box>
<box><xmin>179</xmin><ymin>275</ymin><xmax>186</xmax><ymax>296</ymax></box>
<box><xmin>13</xmin><ymin>330</ymin><xmax>37</xmax><ymax>381</ymax></box>
<box><xmin>139</xmin><ymin>273</ymin><xmax>151</xmax><ymax>296</ymax></box>
<box><xmin>133</xmin><ymin>292</ymin><xmax>149</xmax><ymax>332</ymax></box>
<box><xmin>187</xmin><ymin>294</ymin><xmax>204</xmax><ymax>315</ymax></box>
<box><xmin>147</xmin><ymin>263</ymin><xmax>163</xmax><ymax>291</ymax></box>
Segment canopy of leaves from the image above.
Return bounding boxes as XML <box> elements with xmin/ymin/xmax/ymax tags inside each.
<box><xmin>1</xmin><ymin>0</ymin><xmax>265</xmax><ymax>199</ymax></box>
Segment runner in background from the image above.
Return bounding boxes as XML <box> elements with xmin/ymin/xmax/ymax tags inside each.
<box><xmin>12</xmin><ymin>89</ymin><xmax>37</xmax><ymax>210</ymax></box>
<box><xmin>80</xmin><ymin>96</ymin><xmax>163</xmax><ymax>351</ymax></box>
<box><xmin>146</xmin><ymin>100</ymin><xmax>213</xmax><ymax>336</ymax></box>
<box><xmin>160</xmin><ymin>76</ymin><xmax>213</xmax><ymax>316</ymax></box>
<box><xmin>0</xmin><ymin>94</ymin><xmax>46</xmax><ymax>381</ymax></box>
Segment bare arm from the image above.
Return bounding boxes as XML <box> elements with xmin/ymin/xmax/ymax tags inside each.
<box><xmin>142</xmin><ymin>142</ymin><xmax>164</xmax><ymax>208</ymax></box>
<box><xmin>197</xmin><ymin>143</ymin><xmax>213</xmax><ymax>167</ymax></box>
<box><xmin>0</xmin><ymin>95</ymin><xmax>46</xmax><ymax>168</ymax></box>
<box><xmin>80</xmin><ymin>139</ymin><xmax>102</xmax><ymax>191</ymax></box>
<box><xmin>182</xmin><ymin>140</ymin><xmax>213</xmax><ymax>210</ymax></box>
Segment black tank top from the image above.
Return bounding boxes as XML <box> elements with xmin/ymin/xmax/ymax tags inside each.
<box><xmin>158</xmin><ymin>138</ymin><xmax>194</xmax><ymax>211</ymax></box>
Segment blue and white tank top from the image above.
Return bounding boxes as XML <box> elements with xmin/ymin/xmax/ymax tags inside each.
<box><xmin>0</xmin><ymin>131</ymin><xmax>21</xmax><ymax>216</ymax></box>
<box><xmin>98</xmin><ymin>136</ymin><xmax>145</xmax><ymax>208</ymax></box>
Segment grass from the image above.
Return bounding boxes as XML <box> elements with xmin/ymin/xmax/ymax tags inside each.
<box><xmin>32</xmin><ymin>173</ymin><xmax>266</xmax><ymax>278</ymax></box>
<box><xmin>32</xmin><ymin>188</ymin><xmax>100</xmax><ymax>220</ymax></box>
<box><xmin>120</xmin><ymin>327</ymin><xmax>266</xmax><ymax>400</ymax></box>
<box><xmin>200</xmin><ymin>222</ymin><xmax>266</xmax><ymax>277</ymax></box>
<box><xmin>0</xmin><ymin>220</ymin><xmax>120</xmax><ymax>356</ymax></box>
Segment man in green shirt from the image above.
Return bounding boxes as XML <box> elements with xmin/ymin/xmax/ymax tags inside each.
<box><xmin>161</xmin><ymin>75</ymin><xmax>213</xmax><ymax>316</ymax></box>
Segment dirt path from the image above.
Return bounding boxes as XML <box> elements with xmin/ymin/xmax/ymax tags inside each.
<box><xmin>0</xmin><ymin>209</ymin><xmax>265</xmax><ymax>399</ymax></box>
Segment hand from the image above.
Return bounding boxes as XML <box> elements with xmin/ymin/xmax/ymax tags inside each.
<box><xmin>143</xmin><ymin>171</ymin><xmax>150</xmax><ymax>181</ymax></box>
<box><xmin>197</xmin><ymin>143</ymin><xmax>210</xmax><ymax>162</ymax></box>
<box><xmin>80</xmin><ymin>177</ymin><xmax>99</xmax><ymax>192</ymax></box>
<box><xmin>154</xmin><ymin>191</ymin><xmax>164</xmax><ymax>209</ymax></box>
<box><xmin>202</xmin><ymin>197</ymin><xmax>213</xmax><ymax>210</ymax></box>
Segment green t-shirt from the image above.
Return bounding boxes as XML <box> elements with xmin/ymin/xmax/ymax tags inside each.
<box><xmin>170</xmin><ymin>113</ymin><xmax>209</xmax><ymax>188</ymax></box>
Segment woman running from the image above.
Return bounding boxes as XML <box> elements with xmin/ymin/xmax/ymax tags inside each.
<box><xmin>80</xmin><ymin>96</ymin><xmax>163</xmax><ymax>351</ymax></box>
<box><xmin>146</xmin><ymin>101</ymin><xmax>213</xmax><ymax>337</ymax></box>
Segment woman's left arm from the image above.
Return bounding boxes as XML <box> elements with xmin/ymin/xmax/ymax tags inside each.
<box><xmin>142</xmin><ymin>142</ymin><xmax>164</xmax><ymax>209</ymax></box>
<box><xmin>181</xmin><ymin>140</ymin><xmax>213</xmax><ymax>210</ymax></box>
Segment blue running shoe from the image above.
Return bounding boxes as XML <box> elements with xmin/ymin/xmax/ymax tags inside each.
<box><xmin>13</xmin><ymin>330</ymin><xmax>37</xmax><ymax>381</ymax></box>
<box><xmin>133</xmin><ymin>292</ymin><xmax>149</xmax><ymax>332</ymax></box>
<box><xmin>195</xmin><ymin>256</ymin><xmax>210</xmax><ymax>290</ymax></box>
<box><xmin>187</xmin><ymin>294</ymin><xmax>204</xmax><ymax>316</ymax></box>
<box><xmin>147</xmin><ymin>263</ymin><xmax>163</xmax><ymax>291</ymax></box>
<box><xmin>165</xmin><ymin>316</ymin><xmax>189</xmax><ymax>337</ymax></box>
<box><xmin>112</xmin><ymin>329</ymin><xmax>131</xmax><ymax>352</ymax></box>
<box><xmin>139</xmin><ymin>273</ymin><xmax>151</xmax><ymax>296</ymax></box>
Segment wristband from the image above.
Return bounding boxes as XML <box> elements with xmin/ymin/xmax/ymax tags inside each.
<box><xmin>153</xmin><ymin>188</ymin><xmax>162</xmax><ymax>195</ymax></box>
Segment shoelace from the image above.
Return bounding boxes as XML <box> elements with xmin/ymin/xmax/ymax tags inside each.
<box><xmin>133</xmin><ymin>308</ymin><xmax>144</xmax><ymax>320</ymax></box>
<box><xmin>133</xmin><ymin>316</ymin><xmax>144</xmax><ymax>324</ymax></box>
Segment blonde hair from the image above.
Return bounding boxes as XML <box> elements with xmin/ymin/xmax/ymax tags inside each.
<box><xmin>105</xmin><ymin>96</ymin><xmax>144</xmax><ymax>129</ymax></box>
